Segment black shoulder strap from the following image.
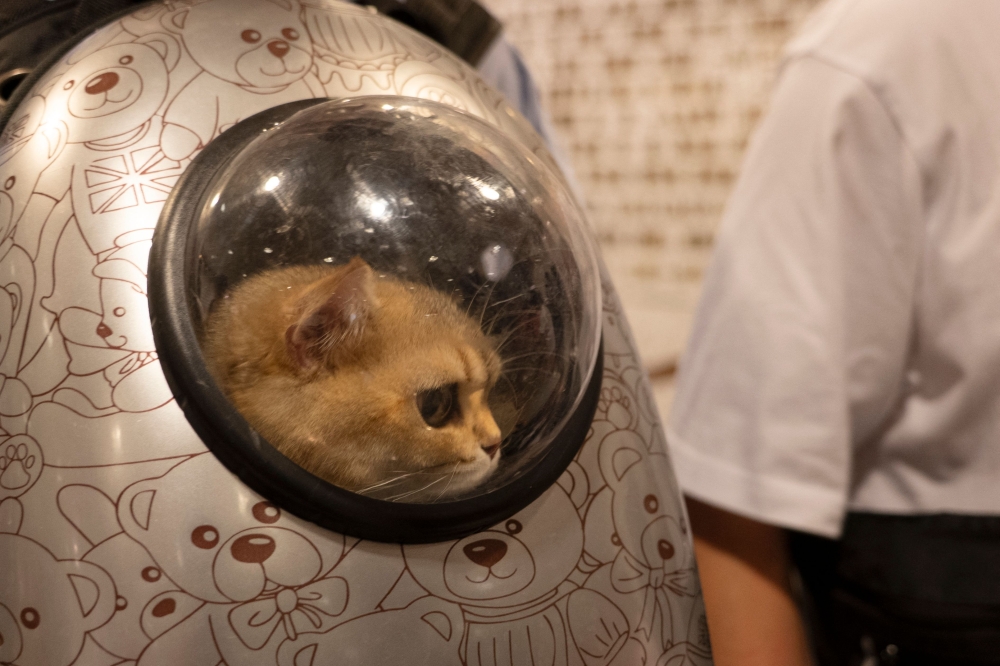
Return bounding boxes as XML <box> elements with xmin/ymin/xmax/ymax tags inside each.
<box><xmin>71</xmin><ymin>0</ymin><xmax>146</xmax><ymax>32</ymax></box>
<box><xmin>357</xmin><ymin>0</ymin><xmax>501</xmax><ymax>66</ymax></box>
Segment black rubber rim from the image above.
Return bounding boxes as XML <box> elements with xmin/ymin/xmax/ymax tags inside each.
<box><xmin>148</xmin><ymin>99</ymin><xmax>603</xmax><ymax>544</ymax></box>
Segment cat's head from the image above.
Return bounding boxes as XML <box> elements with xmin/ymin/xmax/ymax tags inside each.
<box><xmin>207</xmin><ymin>258</ymin><xmax>504</xmax><ymax>501</ymax></box>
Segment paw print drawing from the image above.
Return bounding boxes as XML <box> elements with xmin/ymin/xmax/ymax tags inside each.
<box><xmin>597</xmin><ymin>383</ymin><xmax>636</xmax><ymax>430</ymax></box>
<box><xmin>0</xmin><ymin>436</ymin><xmax>42</xmax><ymax>500</ymax></box>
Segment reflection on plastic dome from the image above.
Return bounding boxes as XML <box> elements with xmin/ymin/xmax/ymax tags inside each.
<box><xmin>192</xmin><ymin>97</ymin><xmax>600</xmax><ymax>503</ymax></box>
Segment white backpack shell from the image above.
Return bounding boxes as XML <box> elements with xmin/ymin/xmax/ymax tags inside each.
<box><xmin>0</xmin><ymin>2</ymin><xmax>712</xmax><ymax>665</ymax></box>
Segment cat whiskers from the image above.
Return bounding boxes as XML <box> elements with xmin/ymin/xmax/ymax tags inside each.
<box><xmin>489</xmin><ymin>312</ymin><xmax>548</xmax><ymax>351</ymax></box>
<box><xmin>496</xmin><ymin>350</ymin><xmax>560</xmax><ymax>365</ymax></box>
<box><xmin>382</xmin><ymin>474</ymin><xmax>449</xmax><ymax>501</ymax></box>
<box><xmin>465</xmin><ymin>279</ymin><xmax>493</xmax><ymax>318</ymax></box>
<box><xmin>436</xmin><ymin>466</ymin><xmax>460</xmax><ymax>501</ymax></box>
<box><xmin>476</xmin><ymin>280</ymin><xmax>504</xmax><ymax>328</ymax></box>
<box><xmin>483</xmin><ymin>292</ymin><xmax>527</xmax><ymax>313</ymax></box>
<box><xmin>355</xmin><ymin>469</ymin><xmax>438</xmax><ymax>495</ymax></box>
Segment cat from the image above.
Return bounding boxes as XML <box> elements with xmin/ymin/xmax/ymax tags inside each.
<box><xmin>203</xmin><ymin>257</ymin><xmax>503</xmax><ymax>501</ymax></box>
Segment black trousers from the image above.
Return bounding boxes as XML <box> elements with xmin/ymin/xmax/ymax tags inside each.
<box><xmin>789</xmin><ymin>514</ymin><xmax>1000</xmax><ymax>666</ymax></box>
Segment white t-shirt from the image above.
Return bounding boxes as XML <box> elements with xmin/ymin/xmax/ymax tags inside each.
<box><xmin>667</xmin><ymin>0</ymin><xmax>1000</xmax><ymax>538</ymax></box>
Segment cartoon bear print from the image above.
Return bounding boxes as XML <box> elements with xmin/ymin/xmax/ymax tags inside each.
<box><xmin>57</xmin><ymin>484</ymin><xmax>202</xmax><ymax>662</ymax></box>
<box><xmin>55</xmin><ymin>229</ymin><xmax>172</xmax><ymax>414</ymax></box>
<box><xmin>276</xmin><ymin>595</ymin><xmax>465</xmax><ymax>666</ymax></box>
<box><xmin>118</xmin><ymin>453</ymin><xmax>404</xmax><ymax>666</ymax></box>
<box><xmin>160</xmin><ymin>0</ymin><xmax>324</xmax><ymax>162</ymax></box>
<box><xmin>25</xmin><ymin>227</ymin><xmax>207</xmax><ymax>466</ymax></box>
<box><xmin>32</xmin><ymin>35</ymin><xmax>185</xmax><ymax>256</ymax></box>
<box><xmin>0</xmin><ymin>93</ymin><xmax>66</xmax><ymax>394</ymax></box>
<box><xmin>0</xmin><ymin>532</ymin><xmax>116</xmax><ymax>666</ymax></box>
<box><xmin>404</xmin><ymin>481</ymin><xmax>637</xmax><ymax>666</ymax></box>
<box><xmin>0</xmin><ymin>95</ymin><xmax>68</xmax><ymax>256</ymax></box>
<box><xmin>301</xmin><ymin>0</ymin><xmax>406</xmax><ymax>95</ymax></box>
<box><xmin>582</xmin><ymin>431</ymin><xmax>707</xmax><ymax>664</ymax></box>
<box><xmin>392</xmin><ymin>59</ymin><xmax>495</xmax><ymax>124</ymax></box>
<box><xmin>0</xmin><ymin>279</ymin><xmax>33</xmax><ymax>419</ymax></box>
<box><xmin>0</xmin><ymin>497</ymin><xmax>21</xmax><ymax>534</ymax></box>
<box><xmin>0</xmin><ymin>243</ymin><xmax>38</xmax><ymax>410</ymax></box>
<box><xmin>576</xmin><ymin>372</ymin><xmax>642</xmax><ymax>503</ymax></box>
<box><xmin>598</xmin><ymin>275</ymin><xmax>648</xmax><ymax>374</ymax></box>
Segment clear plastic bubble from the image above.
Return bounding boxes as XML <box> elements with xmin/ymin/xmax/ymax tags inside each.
<box><xmin>190</xmin><ymin>97</ymin><xmax>600</xmax><ymax>502</ymax></box>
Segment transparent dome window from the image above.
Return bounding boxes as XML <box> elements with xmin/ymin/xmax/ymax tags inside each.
<box><xmin>188</xmin><ymin>97</ymin><xmax>600</xmax><ymax>503</ymax></box>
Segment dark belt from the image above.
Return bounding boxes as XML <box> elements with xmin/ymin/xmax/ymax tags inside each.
<box><xmin>789</xmin><ymin>513</ymin><xmax>1000</xmax><ymax>666</ymax></box>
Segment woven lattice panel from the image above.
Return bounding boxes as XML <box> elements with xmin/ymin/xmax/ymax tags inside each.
<box><xmin>486</xmin><ymin>0</ymin><xmax>823</xmax><ymax>414</ymax></box>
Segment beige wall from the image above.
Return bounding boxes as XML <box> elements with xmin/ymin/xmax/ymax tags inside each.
<box><xmin>486</xmin><ymin>0</ymin><xmax>823</xmax><ymax>417</ymax></box>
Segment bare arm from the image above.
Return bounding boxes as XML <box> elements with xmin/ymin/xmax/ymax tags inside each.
<box><xmin>686</xmin><ymin>497</ymin><xmax>813</xmax><ymax>666</ymax></box>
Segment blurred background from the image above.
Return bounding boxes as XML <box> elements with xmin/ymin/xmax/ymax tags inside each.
<box><xmin>486</xmin><ymin>0</ymin><xmax>822</xmax><ymax>419</ymax></box>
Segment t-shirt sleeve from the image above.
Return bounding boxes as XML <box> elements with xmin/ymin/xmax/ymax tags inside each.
<box><xmin>667</xmin><ymin>55</ymin><xmax>924</xmax><ymax>538</ymax></box>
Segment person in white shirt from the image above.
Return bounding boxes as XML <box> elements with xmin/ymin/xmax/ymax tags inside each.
<box><xmin>667</xmin><ymin>0</ymin><xmax>1000</xmax><ymax>663</ymax></box>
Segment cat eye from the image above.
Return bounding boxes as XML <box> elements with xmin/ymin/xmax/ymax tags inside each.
<box><xmin>417</xmin><ymin>383</ymin><xmax>459</xmax><ymax>428</ymax></box>
<box><xmin>282</xmin><ymin>28</ymin><xmax>299</xmax><ymax>40</ymax></box>
<box><xmin>241</xmin><ymin>29</ymin><xmax>261</xmax><ymax>43</ymax></box>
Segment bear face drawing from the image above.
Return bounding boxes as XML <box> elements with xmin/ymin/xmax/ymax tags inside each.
<box><xmin>404</xmin><ymin>483</ymin><xmax>644</xmax><ymax>666</ymax></box>
<box><xmin>172</xmin><ymin>0</ymin><xmax>314</xmax><ymax>90</ymax></box>
<box><xmin>118</xmin><ymin>453</ymin><xmax>345</xmax><ymax>605</ymax></box>
<box><xmin>0</xmin><ymin>533</ymin><xmax>116</xmax><ymax>666</ymax></box>
<box><xmin>28</xmin><ymin>36</ymin><xmax>183</xmax><ymax>256</ymax></box>
<box><xmin>585</xmin><ymin>431</ymin><xmax>701</xmax><ymax>654</ymax></box>
<box><xmin>43</xmin><ymin>38</ymin><xmax>177</xmax><ymax>145</ymax></box>
<box><xmin>57</xmin><ymin>484</ymin><xmax>202</xmax><ymax>660</ymax></box>
<box><xmin>598</xmin><ymin>432</ymin><xmax>692</xmax><ymax>580</ymax></box>
<box><xmin>404</xmin><ymin>483</ymin><xmax>584</xmax><ymax>609</ymax></box>
<box><xmin>53</xmin><ymin>231</ymin><xmax>173</xmax><ymax>413</ymax></box>
<box><xmin>92</xmin><ymin>237</ymin><xmax>155</xmax><ymax>353</ymax></box>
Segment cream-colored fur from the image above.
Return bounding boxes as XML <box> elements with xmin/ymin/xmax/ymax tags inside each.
<box><xmin>204</xmin><ymin>258</ymin><xmax>502</xmax><ymax>501</ymax></box>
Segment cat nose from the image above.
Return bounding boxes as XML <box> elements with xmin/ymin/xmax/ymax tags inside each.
<box><xmin>267</xmin><ymin>39</ymin><xmax>290</xmax><ymax>58</ymax></box>
<box><xmin>480</xmin><ymin>418</ymin><xmax>502</xmax><ymax>460</ymax></box>
<box><xmin>96</xmin><ymin>322</ymin><xmax>112</xmax><ymax>338</ymax></box>
<box><xmin>463</xmin><ymin>538</ymin><xmax>507</xmax><ymax>568</ymax></box>
<box><xmin>230</xmin><ymin>534</ymin><xmax>276</xmax><ymax>563</ymax></box>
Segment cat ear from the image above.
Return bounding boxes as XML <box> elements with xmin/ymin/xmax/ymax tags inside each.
<box><xmin>286</xmin><ymin>258</ymin><xmax>377</xmax><ymax>368</ymax></box>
